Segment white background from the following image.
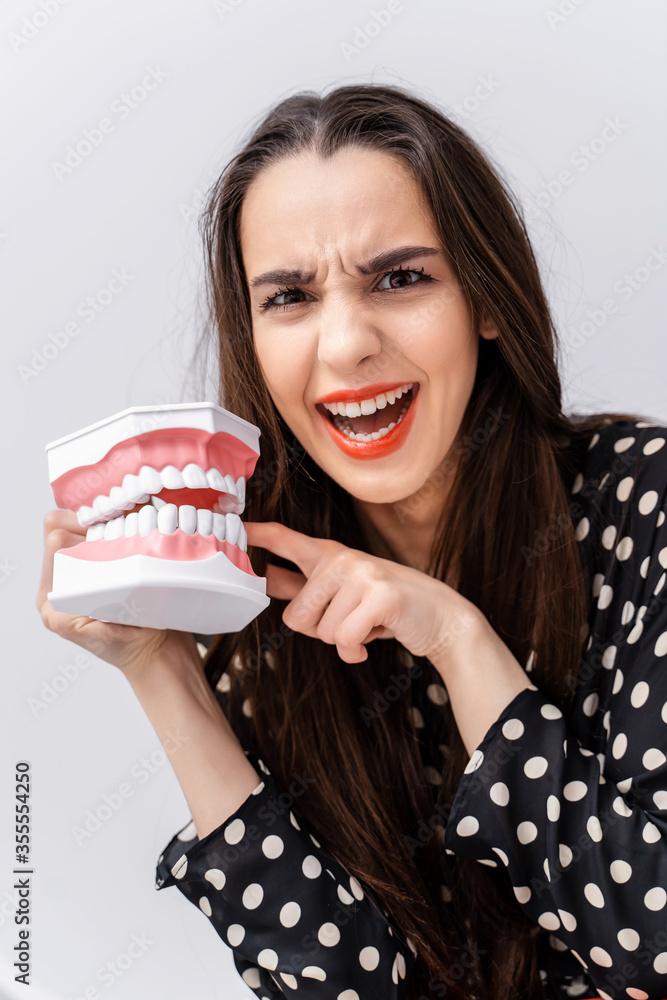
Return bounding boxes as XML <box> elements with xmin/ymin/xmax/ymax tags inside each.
<box><xmin>1</xmin><ymin>0</ymin><xmax>666</xmax><ymax>997</ymax></box>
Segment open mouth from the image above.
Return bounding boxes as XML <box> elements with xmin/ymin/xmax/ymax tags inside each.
<box><xmin>316</xmin><ymin>382</ymin><xmax>419</xmax><ymax>456</ymax></box>
<box><xmin>46</xmin><ymin>403</ymin><xmax>270</xmax><ymax>634</ymax></box>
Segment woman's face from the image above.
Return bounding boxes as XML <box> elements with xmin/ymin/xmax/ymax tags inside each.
<box><xmin>239</xmin><ymin>146</ymin><xmax>499</xmax><ymax>506</ymax></box>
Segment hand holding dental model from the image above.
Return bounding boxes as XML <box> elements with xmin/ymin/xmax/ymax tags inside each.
<box><xmin>42</xmin><ymin>402</ymin><xmax>269</xmax><ymax>636</ymax></box>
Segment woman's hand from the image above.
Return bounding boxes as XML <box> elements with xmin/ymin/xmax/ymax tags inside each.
<box><xmin>245</xmin><ymin>520</ymin><xmax>481</xmax><ymax>664</ymax></box>
<box><xmin>37</xmin><ymin>509</ymin><xmax>201</xmax><ymax>683</ymax></box>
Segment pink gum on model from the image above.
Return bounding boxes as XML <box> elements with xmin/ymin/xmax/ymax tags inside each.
<box><xmin>45</xmin><ymin>402</ymin><xmax>270</xmax><ymax>634</ymax></box>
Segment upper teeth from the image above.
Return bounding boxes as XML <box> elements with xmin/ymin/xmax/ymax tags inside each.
<box><xmin>76</xmin><ymin>464</ymin><xmax>246</xmax><ymax>527</ymax></box>
<box><xmin>323</xmin><ymin>383</ymin><xmax>413</xmax><ymax>417</ymax></box>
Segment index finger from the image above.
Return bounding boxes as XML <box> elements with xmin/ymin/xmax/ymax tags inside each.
<box><xmin>244</xmin><ymin>521</ymin><xmax>329</xmax><ymax>577</ymax></box>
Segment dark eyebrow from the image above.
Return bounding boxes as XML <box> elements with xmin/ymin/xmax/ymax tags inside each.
<box><xmin>248</xmin><ymin>245</ymin><xmax>443</xmax><ymax>289</ymax></box>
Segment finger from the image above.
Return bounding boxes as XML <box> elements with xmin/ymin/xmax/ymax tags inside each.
<box><xmin>333</xmin><ymin>602</ymin><xmax>394</xmax><ymax>663</ymax></box>
<box><xmin>282</xmin><ymin>563</ymin><xmax>347</xmax><ymax>633</ymax></box>
<box><xmin>37</xmin><ymin>524</ymin><xmax>86</xmax><ymax>615</ymax></box>
<box><xmin>244</xmin><ymin>521</ymin><xmax>331</xmax><ymax>577</ymax></box>
<box><xmin>264</xmin><ymin>564</ymin><xmax>307</xmax><ymax>601</ymax></box>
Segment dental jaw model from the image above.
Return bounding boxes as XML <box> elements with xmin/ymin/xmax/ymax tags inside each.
<box><xmin>46</xmin><ymin>403</ymin><xmax>270</xmax><ymax>634</ymax></box>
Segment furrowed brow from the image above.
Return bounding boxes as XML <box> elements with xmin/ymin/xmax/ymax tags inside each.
<box><xmin>249</xmin><ymin>245</ymin><xmax>442</xmax><ymax>289</ymax></box>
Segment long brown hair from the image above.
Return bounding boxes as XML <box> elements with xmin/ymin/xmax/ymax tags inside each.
<box><xmin>191</xmin><ymin>83</ymin><xmax>646</xmax><ymax>998</ymax></box>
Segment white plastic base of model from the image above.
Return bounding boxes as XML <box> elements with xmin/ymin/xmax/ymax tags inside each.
<box><xmin>48</xmin><ymin>549</ymin><xmax>270</xmax><ymax>634</ymax></box>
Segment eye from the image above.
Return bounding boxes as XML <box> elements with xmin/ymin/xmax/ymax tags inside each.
<box><xmin>257</xmin><ymin>264</ymin><xmax>433</xmax><ymax>312</ymax></box>
<box><xmin>376</xmin><ymin>265</ymin><xmax>432</xmax><ymax>291</ymax></box>
<box><xmin>258</xmin><ymin>286</ymin><xmax>311</xmax><ymax>312</ymax></box>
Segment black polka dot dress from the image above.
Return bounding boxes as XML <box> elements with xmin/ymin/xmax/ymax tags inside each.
<box><xmin>156</xmin><ymin>419</ymin><xmax>667</xmax><ymax>1000</ymax></box>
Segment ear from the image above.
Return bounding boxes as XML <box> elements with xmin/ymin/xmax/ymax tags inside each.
<box><xmin>479</xmin><ymin>314</ymin><xmax>500</xmax><ymax>340</ymax></box>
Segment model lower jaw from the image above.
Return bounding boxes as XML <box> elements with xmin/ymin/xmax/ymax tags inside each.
<box><xmin>319</xmin><ymin>385</ymin><xmax>419</xmax><ymax>459</ymax></box>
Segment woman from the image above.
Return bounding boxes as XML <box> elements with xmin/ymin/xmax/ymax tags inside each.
<box><xmin>38</xmin><ymin>84</ymin><xmax>667</xmax><ymax>1000</ymax></box>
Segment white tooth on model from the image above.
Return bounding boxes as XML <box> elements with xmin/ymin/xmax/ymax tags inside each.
<box><xmin>138</xmin><ymin>504</ymin><xmax>157</xmax><ymax>537</ymax></box>
<box><xmin>178</xmin><ymin>505</ymin><xmax>197</xmax><ymax>535</ymax></box>
<box><xmin>93</xmin><ymin>494</ymin><xmax>115</xmax><ymax>519</ymax></box>
<box><xmin>110</xmin><ymin>485</ymin><xmax>130</xmax><ymax>511</ymax></box>
<box><xmin>196</xmin><ymin>509</ymin><xmax>213</xmax><ymax>536</ymax></box>
<box><xmin>212</xmin><ymin>512</ymin><xmax>226</xmax><ymax>542</ymax></box>
<box><xmin>182</xmin><ymin>463</ymin><xmax>208</xmax><ymax>489</ymax></box>
<box><xmin>77</xmin><ymin>505</ymin><xmax>96</xmax><ymax>527</ymax></box>
<box><xmin>151</xmin><ymin>495</ymin><xmax>167</xmax><ymax>509</ymax></box>
<box><xmin>124</xmin><ymin>512</ymin><xmax>139</xmax><ymax>537</ymax></box>
<box><xmin>225</xmin><ymin>512</ymin><xmax>241</xmax><ymax>546</ymax></box>
<box><xmin>86</xmin><ymin>522</ymin><xmax>105</xmax><ymax>541</ymax></box>
<box><xmin>122</xmin><ymin>473</ymin><xmax>142</xmax><ymax>501</ymax></box>
<box><xmin>237</xmin><ymin>521</ymin><xmax>247</xmax><ymax>552</ymax></box>
<box><xmin>104</xmin><ymin>515</ymin><xmax>125</xmax><ymax>541</ymax></box>
<box><xmin>160</xmin><ymin>465</ymin><xmax>185</xmax><ymax>490</ymax></box>
<box><xmin>206</xmin><ymin>468</ymin><xmax>225</xmax><ymax>491</ymax></box>
<box><xmin>236</xmin><ymin>477</ymin><xmax>246</xmax><ymax>503</ymax></box>
<box><xmin>223</xmin><ymin>473</ymin><xmax>239</xmax><ymax>496</ymax></box>
<box><xmin>139</xmin><ymin>466</ymin><xmax>162</xmax><ymax>495</ymax></box>
<box><xmin>157</xmin><ymin>503</ymin><xmax>178</xmax><ymax>534</ymax></box>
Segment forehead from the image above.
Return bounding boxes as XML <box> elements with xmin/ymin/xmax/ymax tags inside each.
<box><xmin>239</xmin><ymin>146</ymin><xmax>437</xmax><ymax>271</ymax></box>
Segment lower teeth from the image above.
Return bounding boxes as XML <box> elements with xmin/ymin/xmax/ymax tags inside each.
<box><xmin>332</xmin><ymin>403</ymin><xmax>410</xmax><ymax>441</ymax></box>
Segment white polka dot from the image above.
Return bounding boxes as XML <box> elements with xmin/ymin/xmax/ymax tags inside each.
<box><xmin>456</xmin><ymin>815</ymin><xmax>479</xmax><ymax>837</ymax></box>
<box><xmin>464</xmin><ymin>749</ymin><xmax>484</xmax><ymax>774</ymax></box>
<box><xmin>538</xmin><ymin>911</ymin><xmax>560</xmax><ymax>931</ymax></box>
<box><xmin>645</xmin><ymin>887</ymin><xmax>667</xmax><ymax>911</ymax></box>
<box><xmin>350</xmin><ymin>876</ymin><xmax>364</xmax><ymax>900</ymax></box>
<box><xmin>598</xmin><ymin>584</ymin><xmax>613</xmax><ymax>609</ymax></box>
<box><xmin>612</xmin><ymin>733</ymin><xmax>628</xmax><ymax>759</ymax></box>
<box><xmin>242</xmin><ymin>967</ymin><xmax>261</xmax><ymax>989</ymax></box>
<box><xmin>547</xmin><ymin>795</ymin><xmax>560</xmax><ymax>822</ymax></box>
<box><xmin>199</xmin><ymin>896</ymin><xmax>212</xmax><ymax>917</ymax></box>
<box><xmin>177</xmin><ymin>820</ymin><xmax>197</xmax><ymax>841</ymax></box>
<box><xmin>563</xmin><ymin>781</ymin><xmax>587</xmax><ymax>801</ymax></box>
<box><xmin>618</xmin><ymin>927</ymin><xmax>640</xmax><ymax>951</ymax></box>
<box><xmin>643</xmin><ymin>821</ymin><xmax>661</xmax><ymax>843</ymax></box>
<box><xmin>610</xmin><ymin>859</ymin><xmax>632</xmax><ymax>883</ymax></box>
<box><xmin>601</xmin><ymin>645</ymin><xmax>617</xmax><ymax>669</ymax></box>
<box><xmin>656</xmin><ymin>572</ymin><xmax>666</xmax><ymax>596</ymax></box>
<box><xmin>601</xmin><ymin>524</ymin><xmax>617</xmax><ymax>549</ymax></box>
<box><xmin>592</xmin><ymin>573</ymin><xmax>604</xmax><ymax>597</ymax></box>
<box><xmin>584</xmin><ymin>883</ymin><xmax>604</xmax><ymax>908</ymax></box>
<box><xmin>524</xmin><ymin>756</ymin><xmax>548</xmax><ymax>779</ymax></box>
<box><xmin>224</xmin><ymin>818</ymin><xmax>245</xmax><ymax>845</ymax></box>
<box><xmin>654</xmin><ymin>953</ymin><xmax>667</xmax><ymax>974</ymax></box>
<box><xmin>641</xmin><ymin>555</ymin><xmax>651</xmax><ymax>577</ymax></box>
<box><xmin>279</xmin><ymin>902</ymin><xmax>301</xmax><ymax>927</ymax></box>
<box><xmin>490</xmin><ymin>782</ymin><xmax>510</xmax><ymax>806</ymax></box>
<box><xmin>408</xmin><ymin>706</ymin><xmax>425</xmax><ymax>728</ymax></box>
<box><xmin>289</xmin><ymin>811</ymin><xmax>300</xmax><ymax>829</ymax></box>
<box><xmin>639</xmin><ymin>489</ymin><xmax>659</xmax><ymax>514</ymax></box>
<box><xmin>571</xmin><ymin>472</ymin><xmax>584</xmax><ymax>493</ymax></box>
<box><xmin>310</xmin><ymin>833</ymin><xmax>321</xmax><ymax>848</ymax></box>
<box><xmin>303</xmin><ymin>965</ymin><xmax>326</xmax><ymax>980</ymax></box>
<box><xmin>302</xmin><ymin>855</ymin><xmax>322</xmax><ymax>879</ymax></box>
<box><xmin>257</xmin><ymin>948</ymin><xmax>278</xmax><ymax>970</ymax></box>
<box><xmin>616</xmin><ymin>476</ymin><xmax>634</xmax><ymax>501</ymax></box>
<box><xmin>426</xmin><ymin>683</ymin><xmax>448</xmax><ymax>705</ymax></box>
<box><xmin>396</xmin><ymin>952</ymin><xmax>406</xmax><ymax>979</ymax></box>
<box><xmin>617</xmin><ymin>777</ymin><xmax>632</xmax><ymax>794</ymax></box>
<box><xmin>493</xmin><ymin>847</ymin><xmax>509</xmax><ymax>866</ymax></box>
<box><xmin>216</xmin><ymin>671</ymin><xmax>231</xmax><ymax>692</ymax></box>
<box><xmin>280</xmin><ymin>973</ymin><xmax>298</xmax><ymax>989</ymax></box>
<box><xmin>204</xmin><ymin>868</ymin><xmax>226</xmax><ymax>890</ymax></box>
<box><xmin>424</xmin><ymin>765</ymin><xmax>443</xmax><ymax>785</ymax></box>
<box><xmin>612</xmin><ymin>669</ymin><xmax>624</xmax><ymax>695</ymax></box>
<box><xmin>631</xmin><ymin>681</ymin><xmax>650</xmax><ymax>708</ymax></box>
<box><xmin>590</xmin><ymin>946</ymin><xmax>612</xmax><ymax>967</ymax></box>
<box><xmin>644</xmin><ymin>748</ymin><xmax>667</xmax><ymax>770</ymax></box>
<box><xmin>336</xmin><ymin>993</ymin><xmax>360</xmax><ymax>1000</ymax></box>
<box><xmin>318</xmin><ymin>922</ymin><xmax>340</xmax><ymax>947</ymax></box>
<box><xmin>502</xmin><ymin>718</ymin><xmax>524</xmax><ymax>740</ymax></box>
<box><xmin>513</xmin><ymin>885</ymin><xmax>531</xmax><ymax>904</ymax></box>
<box><xmin>627</xmin><ymin>990</ymin><xmax>649</xmax><ymax>1000</ymax></box>
<box><xmin>227</xmin><ymin>923</ymin><xmax>245</xmax><ymax>946</ymax></box>
<box><xmin>541</xmin><ymin>703</ymin><xmax>562</xmax><ymax>720</ymax></box>
<box><xmin>558</xmin><ymin>909</ymin><xmax>577</xmax><ymax>932</ymax></box>
<box><xmin>621</xmin><ymin>600</ymin><xmax>635</xmax><ymax>625</ymax></box>
<box><xmin>575</xmin><ymin>517</ymin><xmax>590</xmax><ymax>540</ymax></box>
<box><xmin>242</xmin><ymin>883</ymin><xmax>264</xmax><ymax>909</ymax></box>
<box><xmin>171</xmin><ymin>855</ymin><xmax>187</xmax><ymax>879</ymax></box>
<box><xmin>559</xmin><ymin>844</ymin><xmax>573</xmax><ymax>868</ymax></box>
<box><xmin>644</xmin><ymin>437</ymin><xmax>666</xmax><ymax>455</ymax></box>
<box><xmin>359</xmin><ymin>946</ymin><xmax>380</xmax><ymax>971</ymax></box>
<box><xmin>517</xmin><ymin>821</ymin><xmax>537</xmax><ymax>844</ymax></box>
<box><xmin>613</xmin><ymin>796</ymin><xmax>632</xmax><ymax>817</ymax></box>
<box><xmin>654</xmin><ymin>790</ymin><xmax>667</xmax><ymax>809</ymax></box>
<box><xmin>337</xmin><ymin>884</ymin><xmax>355</xmax><ymax>905</ymax></box>
<box><xmin>582</xmin><ymin>693</ymin><xmax>598</xmax><ymax>717</ymax></box>
<box><xmin>655</xmin><ymin>632</ymin><xmax>667</xmax><ymax>657</ymax></box>
<box><xmin>614</xmin><ymin>436</ymin><xmax>635</xmax><ymax>453</ymax></box>
<box><xmin>251</xmin><ymin>781</ymin><xmax>265</xmax><ymax>795</ymax></box>
<box><xmin>262</xmin><ymin>835</ymin><xmax>284</xmax><ymax>859</ymax></box>
<box><xmin>571</xmin><ymin>949</ymin><xmax>589</xmax><ymax>969</ymax></box>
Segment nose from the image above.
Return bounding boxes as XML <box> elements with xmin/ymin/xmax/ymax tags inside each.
<box><xmin>316</xmin><ymin>297</ymin><xmax>383</xmax><ymax>373</ymax></box>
